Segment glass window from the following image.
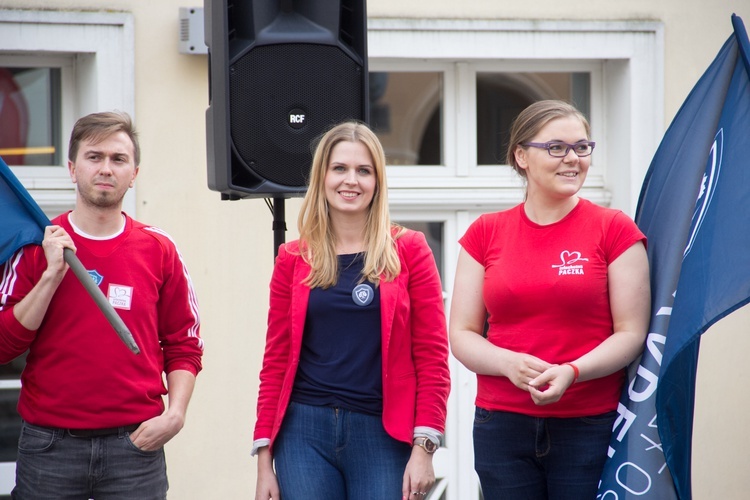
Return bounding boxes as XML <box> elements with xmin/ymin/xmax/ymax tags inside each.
<box><xmin>0</xmin><ymin>67</ymin><xmax>62</xmax><ymax>166</ymax></box>
<box><xmin>476</xmin><ymin>72</ymin><xmax>591</xmax><ymax>165</ymax></box>
<box><xmin>395</xmin><ymin>221</ymin><xmax>444</xmax><ymax>281</ymax></box>
<box><xmin>0</xmin><ymin>353</ymin><xmax>24</xmax><ymax>463</ymax></box>
<box><xmin>369</xmin><ymin>72</ymin><xmax>443</xmax><ymax>166</ymax></box>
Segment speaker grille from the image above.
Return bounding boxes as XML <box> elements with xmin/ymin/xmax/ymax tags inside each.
<box><xmin>229</xmin><ymin>44</ymin><xmax>364</xmax><ymax>188</ymax></box>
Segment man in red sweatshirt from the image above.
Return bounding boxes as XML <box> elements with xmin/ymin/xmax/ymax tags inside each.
<box><xmin>0</xmin><ymin>111</ymin><xmax>203</xmax><ymax>499</ymax></box>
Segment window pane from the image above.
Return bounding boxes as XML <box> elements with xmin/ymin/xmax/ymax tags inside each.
<box><xmin>0</xmin><ymin>67</ymin><xmax>62</xmax><ymax>166</ymax></box>
<box><xmin>0</xmin><ymin>352</ymin><xmax>25</xmax><ymax>381</ymax></box>
<box><xmin>369</xmin><ymin>72</ymin><xmax>443</xmax><ymax>165</ymax></box>
<box><xmin>0</xmin><ymin>353</ymin><xmax>24</xmax><ymax>463</ymax></box>
<box><xmin>0</xmin><ymin>389</ymin><xmax>21</xmax><ymax>462</ymax></box>
<box><xmin>476</xmin><ymin>72</ymin><xmax>591</xmax><ymax>165</ymax></box>
<box><xmin>394</xmin><ymin>221</ymin><xmax>444</xmax><ymax>282</ymax></box>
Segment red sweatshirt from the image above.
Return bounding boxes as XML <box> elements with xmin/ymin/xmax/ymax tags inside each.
<box><xmin>0</xmin><ymin>212</ymin><xmax>203</xmax><ymax>428</ymax></box>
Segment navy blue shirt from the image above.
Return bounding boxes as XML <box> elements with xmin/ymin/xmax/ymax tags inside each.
<box><xmin>291</xmin><ymin>253</ymin><xmax>383</xmax><ymax>415</ymax></box>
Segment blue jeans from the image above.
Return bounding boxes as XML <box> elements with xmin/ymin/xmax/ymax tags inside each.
<box><xmin>473</xmin><ymin>407</ymin><xmax>616</xmax><ymax>500</ymax></box>
<box><xmin>274</xmin><ymin>402</ymin><xmax>411</xmax><ymax>500</ymax></box>
<box><xmin>12</xmin><ymin>422</ymin><xmax>167</xmax><ymax>500</ymax></box>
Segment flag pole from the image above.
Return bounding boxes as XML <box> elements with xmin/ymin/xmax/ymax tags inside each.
<box><xmin>62</xmin><ymin>248</ymin><xmax>140</xmax><ymax>354</ymax></box>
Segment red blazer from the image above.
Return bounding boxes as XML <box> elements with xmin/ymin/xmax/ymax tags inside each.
<box><xmin>254</xmin><ymin>229</ymin><xmax>450</xmax><ymax>450</ymax></box>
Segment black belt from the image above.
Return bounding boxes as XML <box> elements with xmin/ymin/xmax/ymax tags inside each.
<box><xmin>66</xmin><ymin>424</ymin><xmax>140</xmax><ymax>438</ymax></box>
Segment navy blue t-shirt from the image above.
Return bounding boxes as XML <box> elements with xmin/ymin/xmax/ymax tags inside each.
<box><xmin>291</xmin><ymin>252</ymin><xmax>383</xmax><ymax>415</ymax></box>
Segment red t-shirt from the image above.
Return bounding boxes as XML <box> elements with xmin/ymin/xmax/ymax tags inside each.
<box><xmin>459</xmin><ymin>198</ymin><xmax>646</xmax><ymax>417</ymax></box>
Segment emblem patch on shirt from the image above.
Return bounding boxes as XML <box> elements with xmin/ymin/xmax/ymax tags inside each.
<box><xmin>108</xmin><ymin>284</ymin><xmax>133</xmax><ymax>310</ymax></box>
<box><xmin>87</xmin><ymin>270</ymin><xmax>104</xmax><ymax>286</ymax></box>
<box><xmin>352</xmin><ymin>283</ymin><xmax>374</xmax><ymax>306</ymax></box>
<box><xmin>551</xmin><ymin>250</ymin><xmax>589</xmax><ymax>275</ymax></box>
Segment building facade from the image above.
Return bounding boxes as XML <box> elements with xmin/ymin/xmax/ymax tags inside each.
<box><xmin>0</xmin><ymin>0</ymin><xmax>748</xmax><ymax>498</ymax></box>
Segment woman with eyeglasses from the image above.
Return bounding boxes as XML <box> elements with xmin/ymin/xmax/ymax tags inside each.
<box><xmin>449</xmin><ymin>100</ymin><xmax>650</xmax><ymax>499</ymax></box>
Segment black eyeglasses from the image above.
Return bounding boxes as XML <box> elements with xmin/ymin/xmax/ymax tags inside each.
<box><xmin>521</xmin><ymin>141</ymin><xmax>596</xmax><ymax>158</ymax></box>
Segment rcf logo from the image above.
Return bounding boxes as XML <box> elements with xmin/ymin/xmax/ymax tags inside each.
<box><xmin>288</xmin><ymin>109</ymin><xmax>306</xmax><ymax>129</ymax></box>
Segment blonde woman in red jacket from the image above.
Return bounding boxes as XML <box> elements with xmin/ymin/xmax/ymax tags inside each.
<box><xmin>253</xmin><ymin>121</ymin><xmax>451</xmax><ymax>500</ymax></box>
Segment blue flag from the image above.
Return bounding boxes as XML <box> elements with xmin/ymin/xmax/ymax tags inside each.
<box><xmin>0</xmin><ymin>155</ymin><xmax>50</xmax><ymax>264</ymax></box>
<box><xmin>598</xmin><ymin>14</ymin><xmax>750</xmax><ymax>500</ymax></box>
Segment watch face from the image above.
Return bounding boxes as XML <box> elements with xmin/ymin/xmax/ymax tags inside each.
<box><xmin>423</xmin><ymin>439</ymin><xmax>437</xmax><ymax>453</ymax></box>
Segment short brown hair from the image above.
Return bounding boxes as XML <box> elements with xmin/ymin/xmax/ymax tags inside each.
<box><xmin>68</xmin><ymin>111</ymin><xmax>140</xmax><ymax>166</ymax></box>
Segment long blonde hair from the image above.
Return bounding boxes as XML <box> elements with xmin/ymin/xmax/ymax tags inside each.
<box><xmin>297</xmin><ymin>121</ymin><xmax>404</xmax><ymax>288</ymax></box>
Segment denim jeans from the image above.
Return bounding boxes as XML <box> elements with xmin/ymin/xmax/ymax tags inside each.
<box><xmin>473</xmin><ymin>407</ymin><xmax>616</xmax><ymax>500</ymax></box>
<box><xmin>12</xmin><ymin>422</ymin><xmax>167</xmax><ymax>500</ymax></box>
<box><xmin>274</xmin><ymin>402</ymin><xmax>411</xmax><ymax>500</ymax></box>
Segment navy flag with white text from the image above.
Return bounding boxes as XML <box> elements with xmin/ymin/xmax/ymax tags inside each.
<box><xmin>597</xmin><ymin>14</ymin><xmax>750</xmax><ymax>500</ymax></box>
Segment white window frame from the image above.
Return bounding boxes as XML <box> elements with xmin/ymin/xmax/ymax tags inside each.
<box><xmin>369</xmin><ymin>18</ymin><xmax>664</xmax><ymax>216</ymax></box>
<box><xmin>0</xmin><ymin>9</ymin><xmax>136</xmax><ymax>216</ymax></box>
<box><xmin>390</xmin><ymin>208</ymin><xmax>471</xmax><ymax>499</ymax></box>
<box><xmin>0</xmin><ymin>9</ymin><xmax>135</xmax><ymax>494</ymax></box>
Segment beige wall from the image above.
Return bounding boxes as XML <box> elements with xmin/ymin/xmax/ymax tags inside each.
<box><xmin>694</xmin><ymin>305</ymin><xmax>750</xmax><ymax>497</ymax></box>
<box><xmin>3</xmin><ymin>0</ymin><xmax>749</xmax><ymax>497</ymax></box>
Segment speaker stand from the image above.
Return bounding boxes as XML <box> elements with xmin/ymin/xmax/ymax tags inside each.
<box><xmin>272</xmin><ymin>197</ymin><xmax>286</xmax><ymax>258</ymax></box>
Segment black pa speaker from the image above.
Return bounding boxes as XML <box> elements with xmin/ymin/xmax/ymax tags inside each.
<box><xmin>205</xmin><ymin>0</ymin><xmax>369</xmax><ymax>199</ymax></box>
